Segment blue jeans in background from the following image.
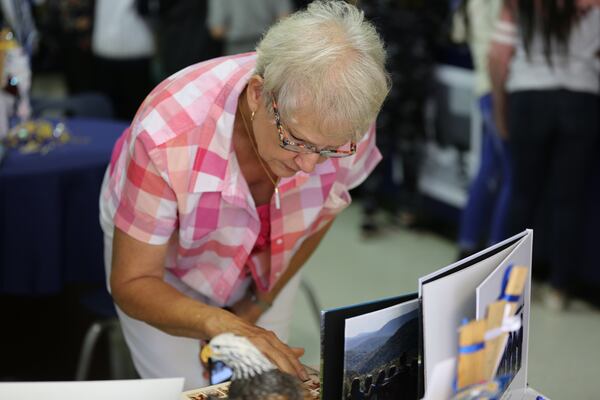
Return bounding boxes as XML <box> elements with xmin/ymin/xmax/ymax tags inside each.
<box><xmin>458</xmin><ymin>94</ymin><xmax>512</xmax><ymax>252</ymax></box>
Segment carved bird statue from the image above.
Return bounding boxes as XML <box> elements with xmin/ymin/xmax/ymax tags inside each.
<box><xmin>200</xmin><ymin>333</ymin><xmax>306</xmax><ymax>400</ymax></box>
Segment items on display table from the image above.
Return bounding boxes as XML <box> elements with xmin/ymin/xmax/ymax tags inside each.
<box><xmin>186</xmin><ymin>230</ymin><xmax>546</xmax><ymax>399</ymax></box>
<box><xmin>420</xmin><ymin>230</ymin><xmax>542</xmax><ymax>400</ymax></box>
<box><xmin>452</xmin><ymin>265</ymin><xmax>527</xmax><ymax>399</ymax></box>
<box><xmin>199</xmin><ymin>333</ymin><xmax>305</xmax><ymax>399</ymax></box>
<box><xmin>0</xmin><ymin>29</ymin><xmax>76</xmax><ymax>158</ymax></box>
<box><xmin>0</xmin><ymin>117</ymin><xmax>127</xmax><ymax>379</ymax></box>
<box><xmin>181</xmin><ymin>364</ymin><xmax>321</xmax><ymax>400</ymax></box>
<box><xmin>1</xmin><ymin>119</ymin><xmax>76</xmax><ymax>155</ymax></box>
<box><xmin>0</xmin><ymin>117</ymin><xmax>128</xmax><ymax>297</ymax></box>
<box><xmin>0</xmin><ymin>27</ymin><xmax>31</xmax><ymax>138</ymax></box>
<box><xmin>320</xmin><ymin>230</ymin><xmax>545</xmax><ymax>400</ymax></box>
<box><xmin>0</xmin><ymin>28</ymin><xmax>16</xmax><ymax>137</ymax></box>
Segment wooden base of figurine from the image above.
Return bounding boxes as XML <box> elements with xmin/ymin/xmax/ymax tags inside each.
<box><xmin>181</xmin><ymin>366</ymin><xmax>321</xmax><ymax>400</ymax></box>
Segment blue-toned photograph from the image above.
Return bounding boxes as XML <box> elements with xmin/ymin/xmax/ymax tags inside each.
<box><xmin>343</xmin><ymin>300</ymin><xmax>419</xmax><ymax>400</ymax></box>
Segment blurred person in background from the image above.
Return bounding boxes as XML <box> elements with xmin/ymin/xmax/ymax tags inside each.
<box><xmin>207</xmin><ymin>0</ymin><xmax>292</xmax><ymax>55</ymax></box>
<box><xmin>489</xmin><ymin>0</ymin><xmax>600</xmax><ymax>310</ymax></box>
<box><xmin>92</xmin><ymin>0</ymin><xmax>154</xmax><ymax>120</ymax></box>
<box><xmin>452</xmin><ymin>0</ymin><xmax>512</xmax><ymax>258</ymax></box>
<box><xmin>135</xmin><ymin>0</ymin><xmax>221</xmax><ymax>80</ymax></box>
<box><xmin>99</xmin><ymin>1</ymin><xmax>389</xmax><ymax>389</ymax></box>
<box><xmin>359</xmin><ymin>0</ymin><xmax>447</xmax><ymax>236</ymax></box>
<box><xmin>45</xmin><ymin>0</ymin><xmax>96</xmax><ymax>94</ymax></box>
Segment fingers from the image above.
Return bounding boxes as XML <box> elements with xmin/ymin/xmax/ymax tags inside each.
<box><xmin>291</xmin><ymin>347</ymin><xmax>305</xmax><ymax>357</ymax></box>
<box><xmin>249</xmin><ymin>331</ymin><xmax>308</xmax><ymax>381</ymax></box>
<box><xmin>205</xmin><ymin>309</ymin><xmax>308</xmax><ymax>380</ymax></box>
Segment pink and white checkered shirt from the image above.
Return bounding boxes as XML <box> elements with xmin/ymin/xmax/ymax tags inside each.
<box><xmin>100</xmin><ymin>53</ymin><xmax>381</xmax><ymax>306</ymax></box>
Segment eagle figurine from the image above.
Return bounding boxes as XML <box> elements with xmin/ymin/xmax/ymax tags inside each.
<box><xmin>200</xmin><ymin>333</ymin><xmax>306</xmax><ymax>400</ymax></box>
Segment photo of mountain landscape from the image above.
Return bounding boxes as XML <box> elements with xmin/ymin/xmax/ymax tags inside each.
<box><xmin>342</xmin><ymin>299</ymin><xmax>419</xmax><ymax>399</ymax></box>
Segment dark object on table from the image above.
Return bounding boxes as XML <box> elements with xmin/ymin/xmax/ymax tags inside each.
<box><xmin>200</xmin><ymin>333</ymin><xmax>305</xmax><ymax>400</ymax></box>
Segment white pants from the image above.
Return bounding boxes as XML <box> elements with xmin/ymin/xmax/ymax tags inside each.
<box><xmin>102</xmin><ymin>232</ymin><xmax>301</xmax><ymax>390</ymax></box>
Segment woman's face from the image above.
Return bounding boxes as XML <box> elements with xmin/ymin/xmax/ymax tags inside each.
<box><xmin>251</xmin><ymin>103</ymin><xmax>350</xmax><ymax>178</ymax></box>
<box><xmin>245</xmin><ymin>76</ymin><xmax>351</xmax><ymax>178</ymax></box>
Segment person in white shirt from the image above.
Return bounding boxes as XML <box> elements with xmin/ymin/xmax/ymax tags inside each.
<box><xmin>207</xmin><ymin>0</ymin><xmax>292</xmax><ymax>55</ymax></box>
<box><xmin>92</xmin><ymin>0</ymin><xmax>155</xmax><ymax>120</ymax></box>
<box><xmin>489</xmin><ymin>0</ymin><xmax>600</xmax><ymax>311</ymax></box>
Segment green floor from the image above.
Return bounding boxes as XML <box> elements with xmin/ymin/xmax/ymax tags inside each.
<box><xmin>289</xmin><ymin>203</ymin><xmax>600</xmax><ymax>400</ymax></box>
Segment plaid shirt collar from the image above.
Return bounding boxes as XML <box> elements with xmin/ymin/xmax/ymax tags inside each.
<box><xmin>187</xmin><ymin>67</ymin><xmax>339</xmax><ymax>209</ymax></box>
<box><xmin>210</xmin><ymin>149</ymin><xmax>339</xmax><ymax>212</ymax></box>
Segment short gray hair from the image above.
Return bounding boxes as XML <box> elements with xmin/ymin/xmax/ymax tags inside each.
<box><xmin>255</xmin><ymin>1</ymin><xmax>390</xmax><ymax>141</ymax></box>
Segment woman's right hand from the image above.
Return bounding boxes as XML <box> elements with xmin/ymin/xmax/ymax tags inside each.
<box><xmin>110</xmin><ymin>229</ymin><xmax>307</xmax><ymax>380</ymax></box>
<box><xmin>204</xmin><ymin>307</ymin><xmax>308</xmax><ymax>381</ymax></box>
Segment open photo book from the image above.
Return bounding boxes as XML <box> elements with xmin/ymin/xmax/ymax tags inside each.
<box><xmin>320</xmin><ymin>229</ymin><xmax>547</xmax><ymax>400</ymax></box>
<box><xmin>183</xmin><ymin>230</ymin><xmax>546</xmax><ymax>399</ymax></box>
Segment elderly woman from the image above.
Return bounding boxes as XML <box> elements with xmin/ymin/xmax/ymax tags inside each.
<box><xmin>99</xmin><ymin>1</ymin><xmax>389</xmax><ymax>389</ymax></box>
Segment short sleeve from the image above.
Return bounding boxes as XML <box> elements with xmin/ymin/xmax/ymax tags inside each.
<box><xmin>113</xmin><ymin>136</ymin><xmax>178</xmax><ymax>245</ymax></box>
<box><xmin>344</xmin><ymin>123</ymin><xmax>382</xmax><ymax>190</ymax></box>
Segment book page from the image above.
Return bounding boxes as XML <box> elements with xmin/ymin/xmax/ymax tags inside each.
<box><xmin>343</xmin><ymin>299</ymin><xmax>419</xmax><ymax>399</ymax></box>
<box><xmin>476</xmin><ymin>230</ymin><xmax>533</xmax><ymax>399</ymax></box>
<box><xmin>419</xmin><ymin>231</ymin><xmax>528</xmax><ymax>391</ymax></box>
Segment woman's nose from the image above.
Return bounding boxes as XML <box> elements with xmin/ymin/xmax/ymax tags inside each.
<box><xmin>294</xmin><ymin>153</ymin><xmax>321</xmax><ymax>173</ymax></box>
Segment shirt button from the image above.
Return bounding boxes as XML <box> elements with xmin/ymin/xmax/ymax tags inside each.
<box><xmin>275</xmin><ymin>271</ymin><xmax>282</xmax><ymax>278</ymax></box>
<box><xmin>276</xmin><ymin>238</ymin><xmax>283</xmax><ymax>245</ymax></box>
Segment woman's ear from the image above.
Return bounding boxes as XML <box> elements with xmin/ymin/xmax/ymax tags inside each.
<box><xmin>246</xmin><ymin>74</ymin><xmax>264</xmax><ymax>114</ymax></box>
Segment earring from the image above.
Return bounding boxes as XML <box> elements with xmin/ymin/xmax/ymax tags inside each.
<box><xmin>251</xmin><ymin>111</ymin><xmax>256</xmax><ymax>122</ymax></box>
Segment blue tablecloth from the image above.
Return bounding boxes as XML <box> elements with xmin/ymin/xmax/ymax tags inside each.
<box><xmin>0</xmin><ymin>117</ymin><xmax>128</xmax><ymax>295</ymax></box>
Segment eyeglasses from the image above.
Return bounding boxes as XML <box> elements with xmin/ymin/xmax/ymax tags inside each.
<box><xmin>271</xmin><ymin>95</ymin><xmax>356</xmax><ymax>158</ymax></box>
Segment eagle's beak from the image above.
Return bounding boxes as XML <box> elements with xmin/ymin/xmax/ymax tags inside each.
<box><xmin>200</xmin><ymin>344</ymin><xmax>212</xmax><ymax>365</ymax></box>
